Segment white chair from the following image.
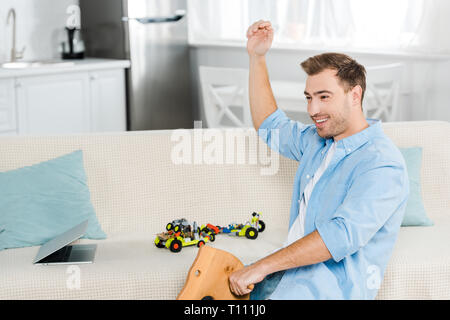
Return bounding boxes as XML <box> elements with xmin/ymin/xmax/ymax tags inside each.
<box><xmin>270</xmin><ymin>80</ymin><xmax>308</xmax><ymax>121</ymax></box>
<box><xmin>364</xmin><ymin>63</ymin><xmax>405</xmax><ymax>122</ymax></box>
<box><xmin>199</xmin><ymin>66</ymin><xmax>252</xmax><ymax>128</ymax></box>
<box><xmin>199</xmin><ymin>66</ymin><xmax>309</xmax><ymax>128</ymax></box>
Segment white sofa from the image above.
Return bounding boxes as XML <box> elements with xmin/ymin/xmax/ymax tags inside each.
<box><xmin>1</xmin><ymin>120</ymin><xmax>449</xmax><ymax>299</ymax></box>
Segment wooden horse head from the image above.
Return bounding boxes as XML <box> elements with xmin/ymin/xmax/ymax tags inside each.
<box><xmin>177</xmin><ymin>245</ymin><xmax>253</xmax><ymax>300</ymax></box>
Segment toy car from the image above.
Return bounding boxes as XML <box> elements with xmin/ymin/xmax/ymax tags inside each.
<box><xmin>155</xmin><ymin>218</ymin><xmax>212</xmax><ymax>253</ymax></box>
<box><xmin>199</xmin><ymin>223</ymin><xmax>220</xmax><ymax>242</ymax></box>
<box><xmin>217</xmin><ymin>212</ymin><xmax>265</xmax><ymax>240</ymax></box>
<box><xmin>154</xmin><ymin>213</ymin><xmax>265</xmax><ymax>251</ymax></box>
<box><xmin>251</xmin><ymin>212</ymin><xmax>265</xmax><ymax>232</ymax></box>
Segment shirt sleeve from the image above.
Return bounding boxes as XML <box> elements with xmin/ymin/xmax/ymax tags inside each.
<box><xmin>316</xmin><ymin>161</ymin><xmax>409</xmax><ymax>263</ymax></box>
<box><xmin>257</xmin><ymin>108</ymin><xmax>313</xmax><ymax>162</ymax></box>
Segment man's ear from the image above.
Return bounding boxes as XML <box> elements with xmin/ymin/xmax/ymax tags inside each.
<box><xmin>351</xmin><ymin>85</ymin><xmax>363</xmax><ymax>108</ymax></box>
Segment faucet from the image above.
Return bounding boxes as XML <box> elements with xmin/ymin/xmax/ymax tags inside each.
<box><xmin>6</xmin><ymin>8</ymin><xmax>25</xmax><ymax>62</ymax></box>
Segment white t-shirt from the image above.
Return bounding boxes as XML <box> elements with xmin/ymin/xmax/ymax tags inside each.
<box><xmin>284</xmin><ymin>141</ymin><xmax>337</xmax><ymax>247</ymax></box>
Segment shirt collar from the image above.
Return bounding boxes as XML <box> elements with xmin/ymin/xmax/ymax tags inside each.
<box><xmin>325</xmin><ymin>118</ymin><xmax>383</xmax><ymax>155</ymax></box>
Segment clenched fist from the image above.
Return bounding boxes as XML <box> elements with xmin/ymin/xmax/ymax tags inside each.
<box><xmin>246</xmin><ymin>20</ymin><xmax>274</xmax><ymax>57</ymax></box>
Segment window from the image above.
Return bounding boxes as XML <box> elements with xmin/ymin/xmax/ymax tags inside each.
<box><xmin>187</xmin><ymin>0</ymin><xmax>449</xmax><ymax>55</ymax></box>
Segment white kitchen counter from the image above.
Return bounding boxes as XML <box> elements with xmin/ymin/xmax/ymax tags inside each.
<box><xmin>0</xmin><ymin>58</ymin><xmax>130</xmax><ymax>79</ymax></box>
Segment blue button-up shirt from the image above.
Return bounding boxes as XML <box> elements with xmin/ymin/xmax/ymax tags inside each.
<box><xmin>257</xmin><ymin>108</ymin><xmax>409</xmax><ymax>300</ymax></box>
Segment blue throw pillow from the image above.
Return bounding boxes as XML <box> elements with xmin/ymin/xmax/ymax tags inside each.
<box><xmin>399</xmin><ymin>147</ymin><xmax>433</xmax><ymax>227</ymax></box>
<box><xmin>0</xmin><ymin>150</ymin><xmax>106</xmax><ymax>251</ymax></box>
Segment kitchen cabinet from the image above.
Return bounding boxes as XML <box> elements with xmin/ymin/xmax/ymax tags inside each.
<box><xmin>16</xmin><ymin>72</ymin><xmax>91</xmax><ymax>135</ymax></box>
<box><xmin>90</xmin><ymin>69</ymin><xmax>127</xmax><ymax>132</ymax></box>
<box><xmin>0</xmin><ymin>59</ymin><xmax>130</xmax><ymax>136</ymax></box>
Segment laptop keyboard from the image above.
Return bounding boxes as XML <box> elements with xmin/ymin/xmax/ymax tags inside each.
<box><xmin>39</xmin><ymin>245</ymin><xmax>73</xmax><ymax>263</ymax></box>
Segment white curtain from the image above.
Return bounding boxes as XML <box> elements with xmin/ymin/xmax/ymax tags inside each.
<box><xmin>187</xmin><ymin>0</ymin><xmax>450</xmax><ymax>55</ymax></box>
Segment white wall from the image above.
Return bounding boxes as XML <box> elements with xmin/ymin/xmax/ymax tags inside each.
<box><xmin>0</xmin><ymin>0</ymin><xmax>79</xmax><ymax>63</ymax></box>
<box><xmin>191</xmin><ymin>45</ymin><xmax>450</xmax><ymax>124</ymax></box>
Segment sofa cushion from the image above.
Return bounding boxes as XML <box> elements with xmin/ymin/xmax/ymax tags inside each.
<box><xmin>1</xmin><ymin>222</ymin><xmax>449</xmax><ymax>300</ymax></box>
<box><xmin>0</xmin><ymin>150</ymin><xmax>106</xmax><ymax>252</ymax></box>
<box><xmin>399</xmin><ymin>147</ymin><xmax>433</xmax><ymax>226</ymax></box>
<box><xmin>377</xmin><ymin>216</ymin><xmax>450</xmax><ymax>299</ymax></box>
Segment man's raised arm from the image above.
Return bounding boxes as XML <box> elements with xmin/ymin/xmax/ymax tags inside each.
<box><xmin>246</xmin><ymin>20</ymin><xmax>277</xmax><ymax>130</ymax></box>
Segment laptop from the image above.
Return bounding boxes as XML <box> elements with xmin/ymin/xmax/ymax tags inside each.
<box><xmin>33</xmin><ymin>220</ymin><xmax>97</xmax><ymax>265</ymax></box>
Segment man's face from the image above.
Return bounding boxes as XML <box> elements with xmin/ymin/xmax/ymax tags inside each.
<box><xmin>304</xmin><ymin>69</ymin><xmax>353</xmax><ymax>140</ymax></box>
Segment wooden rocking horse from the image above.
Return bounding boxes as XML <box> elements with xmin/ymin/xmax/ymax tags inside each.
<box><xmin>177</xmin><ymin>245</ymin><xmax>254</xmax><ymax>300</ymax></box>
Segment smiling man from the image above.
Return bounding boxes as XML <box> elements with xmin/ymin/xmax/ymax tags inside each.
<box><xmin>228</xmin><ymin>20</ymin><xmax>410</xmax><ymax>299</ymax></box>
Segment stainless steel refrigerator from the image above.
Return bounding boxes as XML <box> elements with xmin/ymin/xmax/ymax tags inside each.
<box><xmin>80</xmin><ymin>0</ymin><xmax>194</xmax><ymax>130</ymax></box>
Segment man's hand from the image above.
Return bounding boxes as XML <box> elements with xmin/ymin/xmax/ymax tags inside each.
<box><xmin>246</xmin><ymin>20</ymin><xmax>274</xmax><ymax>57</ymax></box>
<box><xmin>246</xmin><ymin>20</ymin><xmax>277</xmax><ymax>130</ymax></box>
<box><xmin>228</xmin><ymin>230</ymin><xmax>332</xmax><ymax>296</ymax></box>
<box><xmin>229</xmin><ymin>263</ymin><xmax>267</xmax><ymax>296</ymax></box>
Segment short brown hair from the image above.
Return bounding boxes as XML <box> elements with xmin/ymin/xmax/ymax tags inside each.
<box><xmin>300</xmin><ymin>52</ymin><xmax>366</xmax><ymax>105</ymax></box>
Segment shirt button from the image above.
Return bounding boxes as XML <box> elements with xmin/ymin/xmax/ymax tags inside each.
<box><xmin>306</xmin><ymin>174</ymin><xmax>310</xmax><ymax>179</ymax></box>
<box><xmin>347</xmin><ymin>148</ymin><xmax>351</xmax><ymax>152</ymax></box>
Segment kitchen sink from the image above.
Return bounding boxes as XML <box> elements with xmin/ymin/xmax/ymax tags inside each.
<box><xmin>0</xmin><ymin>60</ymin><xmax>76</xmax><ymax>69</ymax></box>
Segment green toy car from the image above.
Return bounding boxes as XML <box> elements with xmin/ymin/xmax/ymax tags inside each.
<box><xmin>154</xmin><ymin>218</ymin><xmax>211</xmax><ymax>253</ymax></box>
<box><xmin>154</xmin><ymin>233</ymin><xmax>209</xmax><ymax>253</ymax></box>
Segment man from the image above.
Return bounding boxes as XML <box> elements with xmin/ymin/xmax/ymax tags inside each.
<box><xmin>228</xmin><ymin>20</ymin><xmax>410</xmax><ymax>299</ymax></box>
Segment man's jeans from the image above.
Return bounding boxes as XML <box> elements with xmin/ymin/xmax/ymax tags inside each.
<box><xmin>249</xmin><ymin>270</ymin><xmax>285</xmax><ymax>300</ymax></box>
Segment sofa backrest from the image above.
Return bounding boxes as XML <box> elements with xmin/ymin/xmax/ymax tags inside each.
<box><xmin>382</xmin><ymin>120</ymin><xmax>450</xmax><ymax>224</ymax></box>
<box><xmin>0</xmin><ymin>120</ymin><xmax>449</xmax><ymax>234</ymax></box>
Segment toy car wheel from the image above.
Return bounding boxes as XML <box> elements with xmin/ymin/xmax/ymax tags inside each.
<box><xmin>245</xmin><ymin>227</ymin><xmax>258</xmax><ymax>240</ymax></box>
<box><xmin>173</xmin><ymin>225</ymin><xmax>181</xmax><ymax>233</ymax></box>
<box><xmin>197</xmin><ymin>240</ymin><xmax>205</xmax><ymax>248</ymax></box>
<box><xmin>208</xmin><ymin>234</ymin><xmax>215</xmax><ymax>242</ymax></box>
<box><xmin>166</xmin><ymin>223</ymin><xmax>173</xmax><ymax>231</ymax></box>
<box><xmin>155</xmin><ymin>238</ymin><xmax>165</xmax><ymax>248</ymax></box>
<box><xmin>258</xmin><ymin>220</ymin><xmax>266</xmax><ymax>233</ymax></box>
<box><xmin>170</xmin><ymin>239</ymin><xmax>182</xmax><ymax>253</ymax></box>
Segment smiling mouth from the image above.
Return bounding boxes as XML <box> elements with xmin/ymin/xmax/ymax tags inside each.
<box><xmin>314</xmin><ymin>117</ymin><xmax>329</xmax><ymax>128</ymax></box>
